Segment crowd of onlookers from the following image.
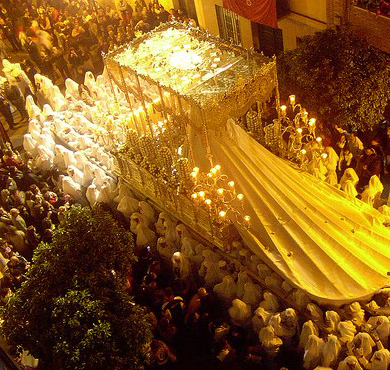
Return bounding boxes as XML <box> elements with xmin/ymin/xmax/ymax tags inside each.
<box><xmin>355</xmin><ymin>0</ymin><xmax>390</xmax><ymax>16</ymax></box>
<box><xmin>0</xmin><ymin>0</ymin><xmax>196</xmax><ymax>85</ymax></box>
<box><xmin>0</xmin><ymin>143</ymin><xmax>79</xmax><ymax>300</ymax></box>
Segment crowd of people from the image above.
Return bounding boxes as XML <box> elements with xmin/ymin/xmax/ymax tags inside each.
<box><xmin>305</xmin><ymin>122</ymin><xmax>390</xmax><ymax>210</ymax></box>
<box><xmin>0</xmin><ymin>1</ymin><xmax>389</xmax><ymax>369</ymax></box>
<box><xmin>0</xmin><ymin>63</ymin><xmax>387</xmax><ymax>369</ymax></box>
<box><xmin>355</xmin><ymin>0</ymin><xmax>390</xmax><ymax>17</ymax></box>
<box><xmin>0</xmin><ymin>0</ymin><xmax>196</xmax><ymax>88</ymax></box>
<box><xmin>3</xmin><ymin>133</ymin><xmax>390</xmax><ymax>370</ymax></box>
<box><xmin>0</xmin><ymin>142</ymin><xmax>77</xmax><ymax>298</ymax></box>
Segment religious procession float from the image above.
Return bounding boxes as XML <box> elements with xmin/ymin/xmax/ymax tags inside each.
<box><xmin>20</xmin><ymin>22</ymin><xmax>390</xmax><ymax>311</ymax></box>
<box><xmin>100</xmin><ymin>23</ymin><xmax>390</xmax><ymax>305</ymax></box>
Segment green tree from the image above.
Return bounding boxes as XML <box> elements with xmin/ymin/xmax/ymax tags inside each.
<box><xmin>1</xmin><ymin>206</ymin><xmax>153</xmax><ymax>370</ymax></box>
<box><xmin>277</xmin><ymin>27</ymin><xmax>390</xmax><ymax>131</ymax></box>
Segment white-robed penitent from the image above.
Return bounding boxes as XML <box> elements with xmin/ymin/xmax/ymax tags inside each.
<box><xmin>351</xmin><ymin>332</ymin><xmax>375</xmax><ymax>358</ymax></box>
<box><xmin>62</xmin><ymin>176</ymin><xmax>83</xmax><ymax>201</ymax></box>
<box><xmin>258</xmin><ymin>291</ymin><xmax>280</xmax><ymax>313</ymax></box>
<box><xmin>117</xmin><ymin>196</ymin><xmax>140</xmax><ymax>219</ymax></box>
<box><xmin>171</xmin><ymin>251</ymin><xmax>191</xmax><ymax>281</ymax></box>
<box><xmin>242</xmin><ymin>281</ymin><xmax>262</xmax><ymax>310</ymax></box>
<box><xmin>35</xmin><ymin>145</ymin><xmax>53</xmax><ymax>172</ymax></box>
<box><xmin>156</xmin><ymin>212</ymin><xmax>169</xmax><ymax>235</ymax></box>
<box><xmin>367</xmin><ymin>316</ymin><xmax>390</xmax><ymax>348</ymax></box>
<box><xmin>236</xmin><ymin>271</ymin><xmax>251</xmax><ymax>300</ymax></box>
<box><xmin>199</xmin><ymin>259</ymin><xmax>220</xmax><ymax>287</ymax></box>
<box><xmin>213</xmin><ymin>275</ymin><xmax>237</xmax><ymax>306</ymax></box>
<box><xmin>363</xmin><ymin>349</ymin><xmax>390</xmax><ymax>370</ymax></box>
<box><xmin>339</xmin><ymin>168</ymin><xmax>359</xmax><ymax>197</ymax></box>
<box><xmin>163</xmin><ymin>219</ymin><xmax>179</xmax><ymax>247</ymax></box>
<box><xmin>65</xmin><ymin>78</ymin><xmax>79</xmax><ymax>98</ymax></box>
<box><xmin>181</xmin><ymin>236</ymin><xmax>196</xmax><ymax>258</ymax></box>
<box><xmin>84</xmin><ymin>71</ymin><xmax>96</xmax><ymax>92</ymax></box>
<box><xmin>337</xmin><ymin>356</ymin><xmax>363</xmax><ymax>370</ymax></box>
<box><xmin>86</xmin><ymin>184</ymin><xmax>100</xmax><ymax>207</ymax></box>
<box><xmin>23</xmin><ymin>134</ymin><xmax>38</xmax><ymax>157</ymax></box>
<box><xmin>26</xmin><ymin>95</ymin><xmax>41</xmax><ymax>119</ymax></box>
<box><xmin>337</xmin><ymin>320</ymin><xmax>356</xmax><ymax>344</ymax></box>
<box><xmin>304</xmin><ymin>335</ymin><xmax>324</xmax><ymax>370</ymax></box>
<box><xmin>299</xmin><ymin>320</ymin><xmax>319</xmax><ymax>349</ymax></box>
<box><xmin>229</xmin><ymin>298</ymin><xmax>252</xmax><ymax>327</ymax></box>
<box><xmin>325</xmin><ymin>311</ymin><xmax>341</xmax><ymax>334</ymax></box>
<box><xmin>252</xmin><ymin>306</ymin><xmax>271</xmax><ymax>333</ymax></box>
<box><xmin>321</xmin><ymin>334</ymin><xmax>341</xmax><ymax>367</ymax></box>
<box><xmin>259</xmin><ymin>325</ymin><xmax>283</xmax><ymax>355</ymax></box>
<box><xmin>307</xmin><ymin>303</ymin><xmax>324</xmax><ymax>325</ymax></box>
<box><xmin>53</xmin><ymin>145</ymin><xmax>67</xmax><ymax>172</ymax></box>
<box><xmin>130</xmin><ymin>212</ymin><xmax>156</xmax><ymax>248</ymax></box>
<box><xmin>361</xmin><ymin>175</ymin><xmax>384</xmax><ymax>208</ymax></box>
<box><xmin>157</xmin><ymin>237</ymin><xmax>173</xmax><ymax>261</ymax></box>
<box><xmin>67</xmin><ymin>165</ymin><xmax>84</xmax><ymax>185</ymax></box>
<box><xmin>28</xmin><ymin>119</ymin><xmax>42</xmax><ymax>142</ymax></box>
<box><xmin>324</xmin><ymin>146</ymin><xmax>339</xmax><ymax>186</ymax></box>
<box><xmin>347</xmin><ymin>301</ymin><xmax>366</xmax><ymax>326</ymax></box>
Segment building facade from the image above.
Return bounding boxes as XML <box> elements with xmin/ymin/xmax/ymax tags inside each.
<box><xmin>327</xmin><ymin>0</ymin><xmax>390</xmax><ymax>53</ymax></box>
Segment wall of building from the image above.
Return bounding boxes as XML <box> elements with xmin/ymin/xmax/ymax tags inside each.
<box><xmin>193</xmin><ymin>0</ymin><xmax>253</xmax><ymax>48</ymax></box>
<box><xmin>327</xmin><ymin>0</ymin><xmax>390</xmax><ymax>53</ymax></box>
<box><xmin>288</xmin><ymin>0</ymin><xmax>327</xmax><ymax>23</ymax></box>
<box><xmin>349</xmin><ymin>6</ymin><xmax>390</xmax><ymax>53</ymax></box>
<box><xmin>277</xmin><ymin>0</ymin><xmax>327</xmax><ymax>51</ymax></box>
<box><xmin>278</xmin><ymin>13</ymin><xmax>326</xmax><ymax>50</ymax></box>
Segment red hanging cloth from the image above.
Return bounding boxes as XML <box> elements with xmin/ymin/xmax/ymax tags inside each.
<box><xmin>222</xmin><ymin>0</ymin><xmax>278</xmax><ymax>29</ymax></box>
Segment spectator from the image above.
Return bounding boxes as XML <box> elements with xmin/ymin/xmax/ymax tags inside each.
<box><xmin>117</xmin><ymin>0</ymin><xmax>133</xmax><ymax>25</ymax></box>
<box><xmin>10</xmin><ymin>208</ymin><xmax>27</xmax><ymax>233</ymax></box>
<box><xmin>25</xmin><ymin>37</ymin><xmax>42</xmax><ymax>69</ymax></box>
<box><xmin>52</xmin><ymin>46</ymin><xmax>71</xmax><ymax>80</ymax></box>
<box><xmin>6</xmin><ymin>225</ymin><xmax>28</xmax><ymax>257</ymax></box>
<box><xmin>0</xmin><ymin>17</ymin><xmax>20</xmax><ymax>52</ymax></box>
<box><xmin>3</xmin><ymin>80</ymin><xmax>28</xmax><ymax>121</ymax></box>
<box><xmin>0</xmin><ymin>94</ymin><xmax>15</xmax><ymax>130</ymax></box>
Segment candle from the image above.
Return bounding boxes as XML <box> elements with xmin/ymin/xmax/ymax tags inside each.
<box><xmin>133</xmin><ymin>109</ymin><xmax>140</xmax><ymax>128</ymax></box>
<box><xmin>219</xmin><ymin>210</ymin><xmax>226</xmax><ymax>221</ymax></box>
<box><xmin>205</xmin><ymin>199</ymin><xmax>212</xmax><ymax>209</ymax></box>
<box><xmin>228</xmin><ymin>181</ymin><xmax>235</xmax><ymax>188</ymax></box>
<box><xmin>280</xmin><ymin>105</ymin><xmax>287</xmax><ymax>117</ymax></box>
<box><xmin>302</xmin><ymin>110</ymin><xmax>308</xmax><ymax>124</ymax></box>
<box><xmin>289</xmin><ymin>95</ymin><xmax>295</xmax><ymax>106</ymax></box>
<box><xmin>301</xmin><ymin>149</ymin><xmax>307</xmax><ymax>155</ymax></box>
<box><xmin>146</xmin><ymin>103</ymin><xmax>155</xmax><ymax>123</ymax></box>
<box><xmin>237</xmin><ymin>193</ymin><xmax>244</xmax><ymax>201</ymax></box>
<box><xmin>217</xmin><ymin>188</ymin><xmax>224</xmax><ymax>196</ymax></box>
<box><xmin>164</xmin><ymin>91</ymin><xmax>170</xmax><ymax>109</ymax></box>
<box><xmin>190</xmin><ymin>172</ymin><xmax>198</xmax><ymax>184</ymax></box>
<box><xmin>199</xmin><ymin>191</ymin><xmax>205</xmax><ymax>200</ymax></box>
<box><xmin>297</xmin><ymin>128</ymin><xmax>303</xmax><ymax>136</ymax></box>
<box><xmin>139</xmin><ymin>109</ymin><xmax>147</xmax><ymax>132</ymax></box>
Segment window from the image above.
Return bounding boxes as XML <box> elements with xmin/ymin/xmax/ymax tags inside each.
<box><xmin>215</xmin><ymin>5</ymin><xmax>242</xmax><ymax>45</ymax></box>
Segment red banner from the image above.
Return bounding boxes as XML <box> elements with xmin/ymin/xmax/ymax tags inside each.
<box><xmin>223</xmin><ymin>0</ymin><xmax>277</xmax><ymax>29</ymax></box>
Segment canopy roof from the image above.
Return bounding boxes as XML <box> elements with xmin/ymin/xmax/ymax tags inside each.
<box><xmin>107</xmin><ymin>23</ymin><xmax>272</xmax><ymax>109</ymax></box>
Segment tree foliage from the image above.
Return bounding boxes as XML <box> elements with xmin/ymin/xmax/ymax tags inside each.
<box><xmin>1</xmin><ymin>206</ymin><xmax>152</xmax><ymax>370</ymax></box>
<box><xmin>277</xmin><ymin>27</ymin><xmax>390</xmax><ymax>131</ymax></box>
